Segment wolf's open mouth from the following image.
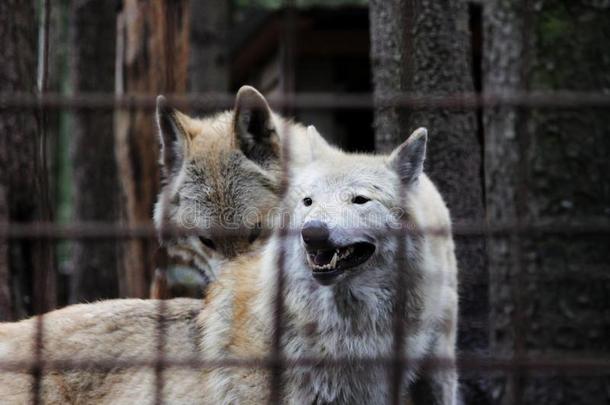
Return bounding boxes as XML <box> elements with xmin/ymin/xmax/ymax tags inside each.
<box><xmin>306</xmin><ymin>242</ymin><xmax>376</xmax><ymax>279</ymax></box>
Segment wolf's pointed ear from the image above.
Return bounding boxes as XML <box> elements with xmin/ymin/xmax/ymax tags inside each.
<box><xmin>388</xmin><ymin>127</ymin><xmax>427</xmax><ymax>185</ymax></box>
<box><xmin>306</xmin><ymin>125</ymin><xmax>331</xmax><ymax>161</ymax></box>
<box><xmin>156</xmin><ymin>95</ymin><xmax>191</xmax><ymax>176</ymax></box>
<box><xmin>233</xmin><ymin>86</ymin><xmax>280</xmax><ymax>167</ymax></box>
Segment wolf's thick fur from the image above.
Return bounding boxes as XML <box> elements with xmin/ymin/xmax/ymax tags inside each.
<box><xmin>0</xmin><ymin>129</ymin><xmax>458</xmax><ymax>404</ymax></box>
<box><xmin>0</xmin><ymin>299</ymin><xmax>205</xmax><ymax>404</ymax></box>
<box><xmin>152</xmin><ymin>86</ymin><xmax>326</xmax><ymax>298</ymax></box>
<box><xmin>201</xmin><ymin>127</ymin><xmax>458</xmax><ymax>403</ymax></box>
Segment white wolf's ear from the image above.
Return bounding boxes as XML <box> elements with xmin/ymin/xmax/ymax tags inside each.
<box><xmin>156</xmin><ymin>95</ymin><xmax>191</xmax><ymax>176</ymax></box>
<box><xmin>306</xmin><ymin>125</ymin><xmax>332</xmax><ymax>161</ymax></box>
<box><xmin>388</xmin><ymin>127</ymin><xmax>427</xmax><ymax>185</ymax></box>
<box><xmin>233</xmin><ymin>85</ymin><xmax>280</xmax><ymax>167</ymax></box>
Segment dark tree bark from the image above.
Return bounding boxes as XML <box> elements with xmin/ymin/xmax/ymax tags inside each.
<box><xmin>68</xmin><ymin>0</ymin><xmax>120</xmax><ymax>303</ymax></box>
<box><xmin>485</xmin><ymin>1</ymin><xmax>610</xmax><ymax>404</ymax></box>
<box><xmin>189</xmin><ymin>0</ymin><xmax>230</xmax><ymax>94</ymax></box>
<box><xmin>0</xmin><ymin>0</ymin><xmax>56</xmax><ymax>319</ymax></box>
<box><xmin>149</xmin><ymin>0</ymin><xmax>230</xmax><ymax>300</ymax></box>
<box><xmin>41</xmin><ymin>0</ymin><xmax>71</xmax><ymax>308</ymax></box>
<box><xmin>115</xmin><ymin>0</ymin><xmax>189</xmax><ymax>298</ymax></box>
<box><xmin>369</xmin><ymin>0</ymin><xmax>411</xmax><ymax>154</ymax></box>
<box><xmin>369</xmin><ymin>1</ymin><xmax>489</xmax><ymax>403</ymax></box>
<box><xmin>0</xmin><ymin>187</ymin><xmax>10</xmax><ymax>320</ymax></box>
<box><xmin>46</xmin><ymin>1</ymin><xmax>70</xmax><ymax>220</ymax></box>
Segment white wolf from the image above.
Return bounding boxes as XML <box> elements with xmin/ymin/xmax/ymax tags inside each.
<box><xmin>202</xmin><ymin>126</ymin><xmax>458</xmax><ymax>403</ymax></box>
<box><xmin>0</xmin><ymin>127</ymin><xmax>458</xmax><ymax>404</ymax></box>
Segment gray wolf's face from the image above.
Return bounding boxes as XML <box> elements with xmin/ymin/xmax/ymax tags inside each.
<box><xmin>154</xmin><ymin>87</ymin><xmax>282</xmax><ymax>266</ymax></box>
<box><xmin>169</xmin><ymin>150</ymin><xmax>278</xmax><ymax>259</ymax></box>
<box><xmin>290</xmin><ymin>128</ymin><xmax>428</xmax><ymax>286</ymax></box>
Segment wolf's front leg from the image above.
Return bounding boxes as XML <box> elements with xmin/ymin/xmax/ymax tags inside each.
<box><xmin>410</xmin><ymin>306</ymin><xmax>459</xmax><ymax>404</ymax></box>
<box><xmin>410</xmin><ymin>358</ymin><xmax>458</xmax><ymax>405</ymax></box>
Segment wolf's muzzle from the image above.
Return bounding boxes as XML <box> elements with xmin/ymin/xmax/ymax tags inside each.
<box><xmin>301</xmin><ymin>220</ymin><xmax>376</xmax><ymax>285</ymax></box>
<box><xmin>301</xmin><ymin>220</ymin><xmax>330</xmax><ymax>249</ymax></box>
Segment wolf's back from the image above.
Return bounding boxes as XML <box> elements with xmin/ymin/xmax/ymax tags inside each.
<box><xmin>0</xmin><ymin>299</ymin><xmax>205</xmax><ymax>404</ymax></box>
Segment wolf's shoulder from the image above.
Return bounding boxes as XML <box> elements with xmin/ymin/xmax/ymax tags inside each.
<box><xmin>409</xmin><ymin>174</ymin><xmax>451</xmax><ymax>229</ymax></box>
<box><xmin>9</xmin><ymin>297</ymin><xmax>202</xmax><ymax>324</ymax></box>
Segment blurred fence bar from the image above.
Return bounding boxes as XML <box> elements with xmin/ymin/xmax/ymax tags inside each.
<box><xmin>2</xmin><ymin>91</ymin><xmax>610</xmax><ymax>111</ymax></box>
<box><xmin>0</xmin><ymin>1</ymin><xmax>609</xmax><ymax>404</ymax></box>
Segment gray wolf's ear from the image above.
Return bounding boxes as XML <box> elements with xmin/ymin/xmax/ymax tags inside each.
<box><xmin>156</xmin><ymin>95</ymin><xmax>191</xmax><ymax>177</ymax></box>
<box><xmin>388</xmin><ymin>127</ymin><xmax>427</xmax><ymax>185</ymax></box>
<box><xmin>233</xmin><ymin>85</ymin><xmax>280</xmax><ymax>167</ymax></box>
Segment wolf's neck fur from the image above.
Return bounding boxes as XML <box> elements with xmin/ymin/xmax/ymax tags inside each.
<box><xmin>241</xmin><ymin>236</ymin><xmax>418</xmax><ymax>403</ymax></box>
<box><xmin>200</xmin><ymin>180</ymin><xmax>454</xmax><ymax>404</ymax></box>
<box><xmin>269</xmin><ymin>246</ymin><xmax>393</xmax><ymax>331</ymax></box>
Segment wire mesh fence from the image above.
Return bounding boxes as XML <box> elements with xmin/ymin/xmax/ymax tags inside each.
<box><xmin>0</xmin><ymin>1</ymin><xmax>609</xmax><ymax>404</ymax></box>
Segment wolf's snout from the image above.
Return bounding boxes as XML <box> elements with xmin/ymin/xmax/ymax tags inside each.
<box><xmin>301</xmin><ymin>220</ymin><xmax>330</xmax><ymax>249</ymax></box>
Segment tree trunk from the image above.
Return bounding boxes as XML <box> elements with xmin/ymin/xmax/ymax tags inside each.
<box><xmin>369</xmin><ymin>1</ymin><xmax>489</xmax><ymax>403</ymax></box>
<box><xmin>0</xmin><ymin>0</ymin><xmax>55</xmax><ymax>319</ymax></box>
<box><xmin>484</xmin><ymin>1</ymin><xmax>610</xmax><ymax>404</ymax></box>
<box><xmin>148</xmin><ymin>0</ymin><xmax>230</xmax><ymax>300</ymax></box>
<box><xmin>369</xmin><ymin>0</ymin><xmax>411</xmax><ymax>154</ymax></box>
<box><xmin>189</xmin><ymin>0</ymin><xmax>230</xmax><ymax>94</ymax></box>
<box><xmin>46</xmin><ymin>0</ymin><xmax>69</xmax><ymax>307</ymax></box>
<box><xmin>68</xmin><ymin>0</ymin><xmax>120</xmax><ymax>303</ymax></box>
<box><xmin>115</xmin><ymin>0</ymin><xmax>189</xmax><ymax>298</ymax></box>
<box><xmin>0</xmin><ymin>187</ymin><xmax>10</xmax><ymax>320</ymax></box>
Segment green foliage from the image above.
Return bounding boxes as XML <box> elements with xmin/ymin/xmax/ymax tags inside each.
<box><xmin>530</xmin><ymin>0</ymin><xmax>610</xmax><ymax>219</ymax></box>
<box><xmin>54</xmin><ymin>0</ymin><xmax>73</xmax><ymax>269</ymax></box>
<box><xmin>533</xmin><ymin>1</ymin><xmax>610</xmax><ymax>90</ymax></box>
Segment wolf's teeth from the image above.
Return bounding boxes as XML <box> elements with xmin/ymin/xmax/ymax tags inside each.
<box><xmin>330</xmin><ymin>252</ymin><xmax>338</xmax><ymax>269</ymax></box>
<box><xmin>336</xmin><ymin>246</ymin><xmax>353</xmax><ymax>260</ymax></box>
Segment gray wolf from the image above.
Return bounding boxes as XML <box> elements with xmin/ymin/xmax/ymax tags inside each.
<box><xmin>151</xmin><ymin>85</ymin><xmax>326</xmax><ymax>298</ymax></box>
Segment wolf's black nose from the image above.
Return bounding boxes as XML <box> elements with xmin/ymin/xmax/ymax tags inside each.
<box><xmin>302</xmin><ymin>220</ymin><xmax>330</xmax><ymax>248</ymax></box>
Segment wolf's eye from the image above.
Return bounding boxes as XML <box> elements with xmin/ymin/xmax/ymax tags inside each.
<box><xmin>248</xmin><ymin>222</ymin><xmax>262</xmax><ymax>244</ymax></box>
<box><xmin>352</xmin><ymin>195</ymin><xmax>371</xmax><ymax>205</ymax></box>
<box><xmin>199</xmin><ymin>236</ymin><xmax>216</xmax><ymax>251</ymax></box>
<box><xmin>303</xmin><ymin>197</ymin><xmax>313</xmax><ymax>207</ymax></box>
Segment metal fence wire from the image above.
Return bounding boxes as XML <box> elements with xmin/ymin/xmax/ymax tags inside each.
<box><xmin>0</xmin><ymin>1</ymin><xmax>609</xmax><ymax>405</ymax></box>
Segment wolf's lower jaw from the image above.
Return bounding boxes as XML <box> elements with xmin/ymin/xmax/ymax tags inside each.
<box><xmin>306</xmin><ymin>242</ymin><xmax>376</xmax><ymax>272</ymax></box>
<box><xmin>305</xmin><ymin>242</ymin><xmax>376</xmax><ymax>286</ymax></box>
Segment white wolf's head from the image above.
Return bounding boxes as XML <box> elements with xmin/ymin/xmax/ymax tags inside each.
<box><xmin>285</xmin><ymin>127</ymin><xmax>427</xmax><ymax>287</ymax></box>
